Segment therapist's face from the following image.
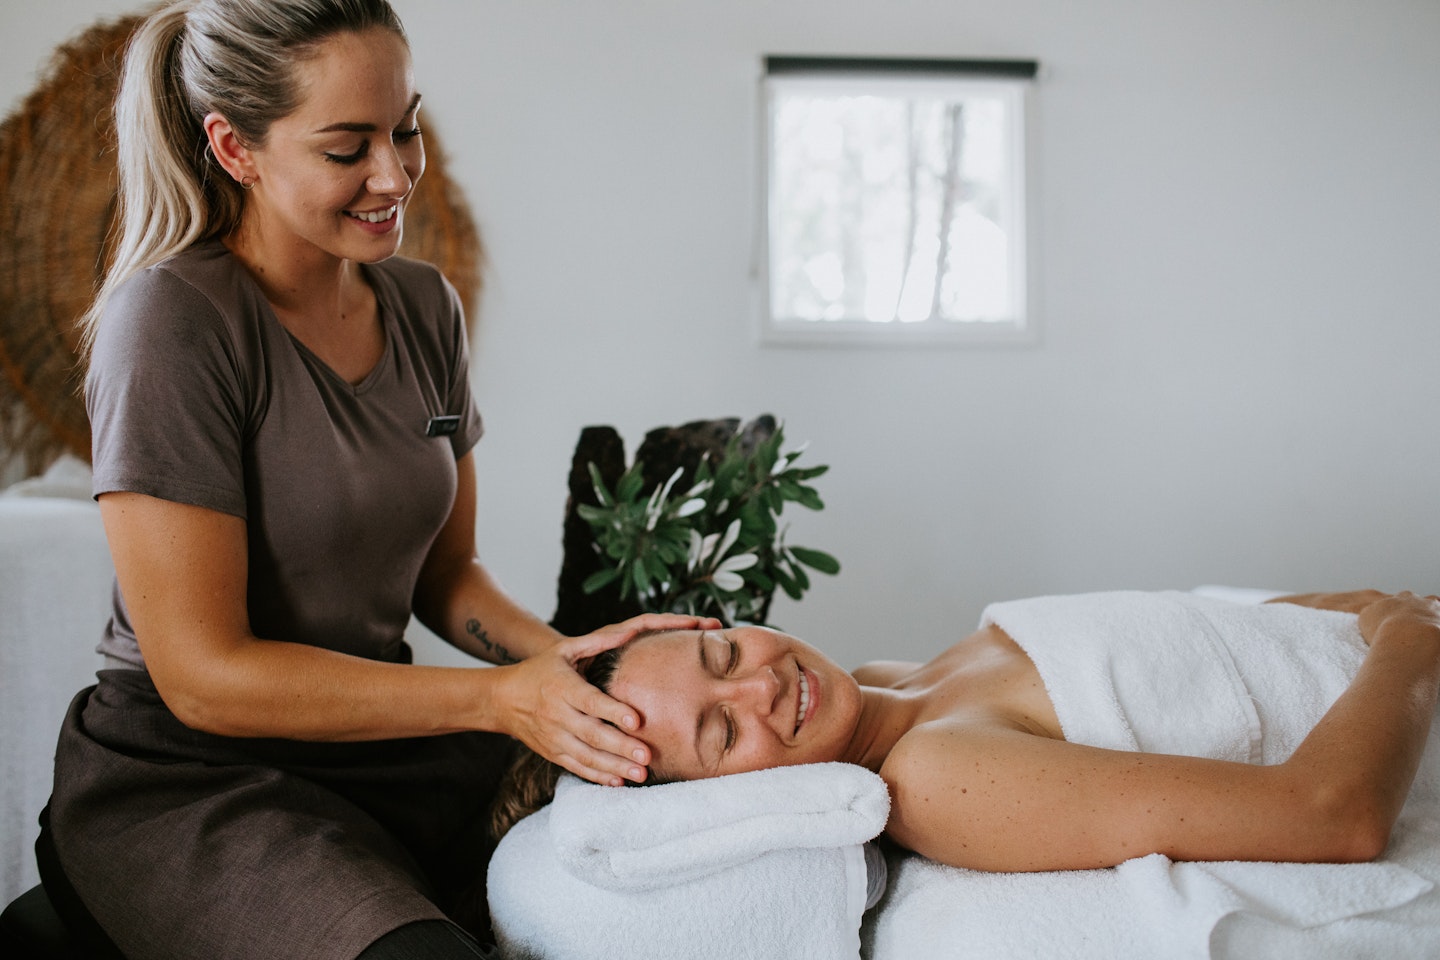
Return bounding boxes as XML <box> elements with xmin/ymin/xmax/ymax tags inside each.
<box><xmin>608</xmin><ymin>627</ymin><xmax>862</xmax><ymax>782</ymax></box>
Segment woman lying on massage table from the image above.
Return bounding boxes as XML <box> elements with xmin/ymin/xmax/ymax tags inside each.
<box><xmin>492</xmin><ymin>590</ymin><xmax>1440</xmax><ymax>873</ymax></box>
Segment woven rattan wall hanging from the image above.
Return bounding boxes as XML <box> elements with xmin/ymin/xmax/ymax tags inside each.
<box><xmin>0</xmin><ymin>11</ymin><xmax>484</xmax><ymax>478</ymax></box>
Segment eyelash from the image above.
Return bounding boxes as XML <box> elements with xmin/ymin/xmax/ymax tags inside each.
<box><xmin>721</xmin><ymin>638</ymin><xmax>739</xmax><ymax>752</ymax></box>
<box><xmin>324</xmin><ymin>126</ymin><xmax>423</xmax><ymax>165</ymax></box>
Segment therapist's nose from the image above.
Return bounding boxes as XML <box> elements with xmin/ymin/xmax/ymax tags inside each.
<box><xmin>367</xmin><ymin>144</ymin><xmax>413</xmax><ymax>199</ymax></box>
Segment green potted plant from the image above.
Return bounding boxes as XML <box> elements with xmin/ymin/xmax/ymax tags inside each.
<box><xmin>577</xmin><ymin>423</ymin><xmax>839</xmax><ymax>626</ymax></box>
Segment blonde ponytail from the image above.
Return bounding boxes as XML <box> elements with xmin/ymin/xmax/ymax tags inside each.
<box><xmin>80</xmin><ymin>1</ymin><xmax>233</xmax><ymax>358</ymax></box>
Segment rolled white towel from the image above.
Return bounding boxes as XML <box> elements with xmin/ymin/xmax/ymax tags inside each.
<box><xmin>549</xmin><ymin>761</ymin><xmax>890</xmax><ymax>891</ymax></box>
<box><xmin>490</xmin><ymin>762</ymin><xmax>891</xmax><ymax>960</ymax></box>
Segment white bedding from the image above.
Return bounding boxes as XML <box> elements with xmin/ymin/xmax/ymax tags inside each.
<box><xmin>866</xmin><ymin>590</ymin><xmax>1440</xmax><ymax>959</ymax></box>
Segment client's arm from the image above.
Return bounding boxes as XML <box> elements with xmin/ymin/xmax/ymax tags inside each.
<box><xmin>881</xmin><ymin>594</ymin><xmax>1440</xmax><ymax>872</ymax></box>
<box><xmin>1265</xmin><ymin>590</ymin><xmax>1390</xmax><ymax>613</ymax></box>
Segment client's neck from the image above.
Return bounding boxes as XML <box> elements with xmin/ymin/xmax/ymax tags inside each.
<box><xmin>842</xmin><ymin>686</ymin><xmax>925</xmax><ymax>772</ymax></box>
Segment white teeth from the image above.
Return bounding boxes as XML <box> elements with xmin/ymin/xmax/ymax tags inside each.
<box><xmin>348</xmin><ymin>206</ymin><xmax>397</xmax><ymax>224</ymax></box>
<box><xmin>795</xmin><ymin>667</ymin><xmax>810</xmax><ymax>735</ymax></box>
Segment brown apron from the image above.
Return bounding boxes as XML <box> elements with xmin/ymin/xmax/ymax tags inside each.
<box><xmin>48</xmin><ymin>669</ymin><xmax>510</xmax><ymax>960</ymax></box>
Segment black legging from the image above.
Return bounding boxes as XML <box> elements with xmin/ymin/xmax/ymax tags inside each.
<box><xmin>356</xmin><ymin>921</ymin><xmax>497</xmax><ymax>960</ymax></box>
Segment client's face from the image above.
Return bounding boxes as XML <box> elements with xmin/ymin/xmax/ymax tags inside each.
<box><xmin>608</xmin><ymin>626</ymin><xmax>862</xmax><ymax>782</ymax></box>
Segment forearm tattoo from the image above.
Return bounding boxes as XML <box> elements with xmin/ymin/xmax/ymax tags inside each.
<box><xmin>465</xmin><ymin>618</ymin><xmax>518</xmax><ymax>664</ymax></box>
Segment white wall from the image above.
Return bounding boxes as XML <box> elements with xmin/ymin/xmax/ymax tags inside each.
<box><xmin>5</xmin><ymin>0</ymin><xmax>1437</xmax><ymax>668</ymax></box>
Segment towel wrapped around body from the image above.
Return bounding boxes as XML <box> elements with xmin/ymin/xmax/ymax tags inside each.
<box><xmin>980</xmin><ymin>590</ymin><xmax>1365</xmax><ymax>763</ymax></box>
<box><xmin>866</xmin><ymin>590</ymin><xmax>1440</xmax><ymax>960</ymax></box>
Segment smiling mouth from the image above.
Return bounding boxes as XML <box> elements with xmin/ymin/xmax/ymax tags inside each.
<box><xmin>344</xmin><ymin>204</ymin><xmax>398</xmax><ymax>224</ymax></box>
<box><xmin>794</xmin><ymin>663</ymin><xmax>811</xmax><ymax>736</ymax></box>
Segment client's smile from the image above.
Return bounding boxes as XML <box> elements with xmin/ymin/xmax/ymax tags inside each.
<box><xmin>795</xmin><ymin>662</ymin><xmax>814</xmax><ymax>736</ymax></box>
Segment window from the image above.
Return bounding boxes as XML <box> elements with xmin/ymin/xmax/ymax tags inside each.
<box><xmin>760</xmin><ymin>57</ymin><xmax>1038</xmax><ymax>345</ymax></box>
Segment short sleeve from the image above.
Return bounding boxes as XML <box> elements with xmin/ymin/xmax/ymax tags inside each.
<box><xmin>85</xmin><ymin>267</ymin><xmax>250</xmax><ymax>517</ymax></box>
<box><xmin>436</xmin><ymin>271</ymin><xmax>484</xmax><ymax>459</ymax></box>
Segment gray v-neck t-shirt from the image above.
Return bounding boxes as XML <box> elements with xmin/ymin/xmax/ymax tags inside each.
<box><xmin>86</xmin><ymin>240</ymin><xmax>484</xmax><ymax>669</ymax></box>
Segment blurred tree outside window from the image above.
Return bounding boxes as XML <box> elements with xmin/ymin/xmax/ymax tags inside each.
<box><xmin>762</xmin><ymin>59</ymin><xmax>1036</xmax><ymax>345</ymax></box>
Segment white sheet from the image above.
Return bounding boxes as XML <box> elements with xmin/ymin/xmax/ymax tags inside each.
<box><xmin>864</xmin><ymin>590</ymin><xmax>1440</xmax><ymax>959</ymax></box>
<box><xmin>0</xmin><ymin>461</ymin><xmax>112</xmax><ymax>904</ymax></box>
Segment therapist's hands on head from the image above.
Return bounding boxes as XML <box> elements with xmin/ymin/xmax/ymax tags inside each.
<box><xmin>494</xmin><ymin>613</ymin><xmax>722</xmax><ymax>786</ymax></box>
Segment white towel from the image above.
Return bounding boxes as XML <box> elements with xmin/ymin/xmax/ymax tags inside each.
<box><xmin>862</xmin><ymin>590</ymin><xmax>1439</xmax><ymax>959</ymax></box>
<box><xmin>549</xmin><ymin>762</ymin><xmax>889</xmax><ymax>890</ymax></box>
<box><xmin>489</xmin><ymin>762</ymin><xmax>890</xmax><ymax>960</ymax></box>
<box><xmin>980</xmin><ymin>590</ymin><xmax>1374</xmax><ymax>762</ymax></box>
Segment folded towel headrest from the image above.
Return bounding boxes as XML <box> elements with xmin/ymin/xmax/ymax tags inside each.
<box><xmin>548</xmin><ymin>761</ymin><xmax>890</xmax><ymax>891</ymax></box>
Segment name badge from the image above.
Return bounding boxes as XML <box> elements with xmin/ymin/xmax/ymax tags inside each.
<box><xmin>426</xmin><ymin>415</ymin><xmax>462</xmax><ymax>438</ymax></box>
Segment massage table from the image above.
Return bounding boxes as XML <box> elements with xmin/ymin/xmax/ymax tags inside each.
<box><xmin>487</xmin><ymin>590</ymin><xmax>1440</xmax><ymax>959</ymax></box>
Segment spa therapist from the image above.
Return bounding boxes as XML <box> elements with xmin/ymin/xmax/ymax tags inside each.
<box><xmin>39</xmin><ymin>2</ymin><xmax>711</xmax><ymax>958</ymax></box>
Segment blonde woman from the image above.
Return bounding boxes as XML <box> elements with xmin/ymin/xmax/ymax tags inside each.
<box><xmin>39</xmin><ymin>2</ymin><xmax>711</xmax><ymax>958</ymax></box>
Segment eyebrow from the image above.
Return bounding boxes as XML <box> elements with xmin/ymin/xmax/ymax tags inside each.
<box><xmin>314</xmin><ymin>93</ymin><xmax>422</xmax><ymax>134</ymax></box>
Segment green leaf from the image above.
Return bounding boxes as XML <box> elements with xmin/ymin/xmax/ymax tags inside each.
<box><xmin>764</xmin><ymin>485</ymin><xmax>783</xmax><ymax>514</ymax></box>
<box><xmin>644</xmin><ymin>552</ymin><xmax>670</xmax><ymax>585</ymax></box>
<box><xmin>630</xmin><ymin>560</ymin><xmax>650</xmax><ymax>595</ymax></box>
<box><xmin>794</xmin><ymin>486</ymin><xmax>825</xmax><ymax>511</ymax></box>
<box><xmin>788</xmin><ymin>546</ymin><xmax>840</xmax><ymax>575</ymax></box>
<box><xmin>757</xmin><ymin>429</ymin><xmax>782</xmax><ymax>476</ymax></box>
<box><xmin>587</xmin><ymin>462</ymin><xmax>614</xmax><ymax>507</ymax></box>
<box><xmin>616</xmin><ymin>464</ymin><xmax>645</xmax><ymax>503</ymax></box>
<box><xmin>582</xmin><ymin>567</ymin><xmax>622</xmax><ymax>594</ymax></box>
<box><xmin>774</xmin><ymin>566</ymin><xmax>802</xmax><ymax>600</ymax></box>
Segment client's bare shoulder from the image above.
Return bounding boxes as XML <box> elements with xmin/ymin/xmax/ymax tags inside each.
<box><xmin>864</xmin><ymin>624</ymin><xmax>1061</xmax><ymax>737</ymax></box>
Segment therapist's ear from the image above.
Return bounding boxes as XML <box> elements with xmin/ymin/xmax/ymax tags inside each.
<box><xmin>203</xmin><ymin>111</ymin><xmax>256</xmax><ymax>188</ymax></box>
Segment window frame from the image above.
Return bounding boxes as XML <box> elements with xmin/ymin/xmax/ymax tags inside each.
<box><xmin>756</xmin><ymin>56</ymin><xmax>1041</xmax><ymax>348</ymax></box>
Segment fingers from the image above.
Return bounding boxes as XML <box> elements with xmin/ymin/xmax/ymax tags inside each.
<box><xmin>497</xmin><ymin>651</ymin><xmax>653</xmax><ymax>785</ymax></box>
<box><xmin>551</xmin><ymin>736</ymin><xmax>650</xmax><ymax>787</ymax></box>
<box><xmin>553</xmin><ymin>627</ymin><xmax>634</xmax><ymax>662</ymax></box>
<box><xmin>573</xmin><ymin>676</ymin><xmax>644</xmax><ymax>736</ymax></box>
<box><xmin>548</xmin><ymin>704</ymin><xmax>650</xmax><ymax>786</ymax></box>
<box><xmin>538</xmin><ymin>722</ymin><xmax>642</xmax><ymax>787</ymax></box>
<box><xmin>558</xmin><ymin>612</ymin><xmax>723</xmax><ymax>661</ymax></box>
<box><xmin>621</xmin><ymin>612</ymin><xmax>724</xmax><ymax>633</ymax></box>
<box><xmin>1357</xmin><ymin>591</ymin><xmax>1440</xmax><ymax>646</ymax></box>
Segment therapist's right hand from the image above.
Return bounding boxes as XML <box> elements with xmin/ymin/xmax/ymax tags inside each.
<box><xmin>491</xmin><ymin>634</ymin><xmax>650</xmax><ymax>786</ymax></box>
